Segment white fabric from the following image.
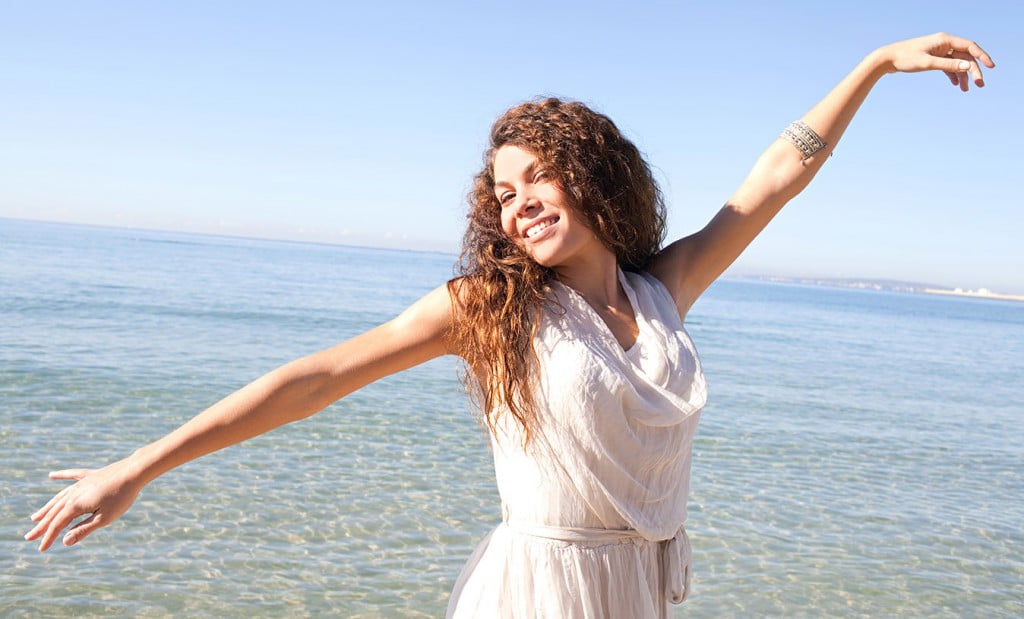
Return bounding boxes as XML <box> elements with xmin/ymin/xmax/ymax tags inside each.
<box><xmin>447</xmin><ymin>270</ymin><xmax>707</xmax><ymax>619</ymax></box>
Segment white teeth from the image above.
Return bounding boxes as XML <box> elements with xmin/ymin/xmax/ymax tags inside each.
<box><xmin>525</xmin><ymin>219</ymin><xmax>554</xmax><ymax>238</ymax></box>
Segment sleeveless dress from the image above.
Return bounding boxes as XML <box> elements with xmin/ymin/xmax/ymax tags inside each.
<box><xmin>447</xmin><ymin>269</ymin><xmax>708</xmax><ymax>619</ymax></box>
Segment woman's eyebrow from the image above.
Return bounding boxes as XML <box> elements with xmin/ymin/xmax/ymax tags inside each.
<box><xmin>494</xmin><ymin>161</ymin><xmax>537</xmax><ymax>189</ymax></box>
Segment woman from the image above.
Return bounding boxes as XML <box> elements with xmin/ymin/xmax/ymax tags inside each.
<box><xmin>26</xmin><ymin>33</ymin><xmax>993</xmax><ymax>618</ymax></box>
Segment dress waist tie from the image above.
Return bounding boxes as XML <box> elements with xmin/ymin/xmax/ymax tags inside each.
<box><xmin>662</xmin><ymin>526</ymin><xmax>692</xmax><ymax>604</ymax></box>
<box><xmin>503</xmin><ymin>520</ymin><xmax>692</xmax><ymax>605</ymax></box>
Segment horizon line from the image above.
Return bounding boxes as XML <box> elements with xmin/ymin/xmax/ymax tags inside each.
<box><xmin>5</xmin><ymin>216</ymin><xmax>1021</xmax><ymax>297</ymax></box>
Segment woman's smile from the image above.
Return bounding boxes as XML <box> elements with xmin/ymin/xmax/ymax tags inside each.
<box><xmin>522</xmin><ymin>216</ymin><xmax>559</xmax><ymax>241</ymax></box>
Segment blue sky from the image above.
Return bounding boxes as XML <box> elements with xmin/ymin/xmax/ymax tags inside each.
<box><xmin>3</xmin><ymin>1</ymin><xmax>1021</xmax><ymax>292</ymax></box>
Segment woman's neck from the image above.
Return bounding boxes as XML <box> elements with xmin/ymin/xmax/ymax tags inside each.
<box><xmin>553</xmin><ymin>248</ymin><xmax>621</xmax><ymax>306</ymax></box>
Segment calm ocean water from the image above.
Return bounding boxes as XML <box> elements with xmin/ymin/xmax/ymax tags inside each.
<box><xmin>2</xmin><ymin>219</ymin><xmax>1022</xmax><ymax>618</ymax></box>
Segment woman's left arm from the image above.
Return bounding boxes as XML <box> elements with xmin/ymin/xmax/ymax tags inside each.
<box><xmin>649</xmin><ymin>32</ymin><xmax>995</xmax><ymax>315</ymax></box>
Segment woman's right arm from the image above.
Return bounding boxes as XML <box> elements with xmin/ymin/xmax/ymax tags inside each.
<box><xmin>24</xmin><ymin>283</ymin><xmax>457</xmax><ymax>552</ymax></box>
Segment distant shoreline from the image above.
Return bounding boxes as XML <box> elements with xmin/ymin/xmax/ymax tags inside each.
<box><xmin>921</xmin><ymin>288</ymin><xmax>1024</xmax><ymax>303</ymax></box>
<box><xmin>737</xmin><ymin>275</ymin><xmax>1024</xmax><ymax>303</ymax></box>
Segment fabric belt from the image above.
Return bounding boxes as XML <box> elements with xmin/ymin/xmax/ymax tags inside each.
<box><xmin>503</xmin><ymin>521</ymin><xmax>692</xmax><ymax>605</ymax></box>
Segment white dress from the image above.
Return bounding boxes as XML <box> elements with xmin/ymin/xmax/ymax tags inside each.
<box><xmin>447</xmin><ymin>269</ymin><xmax>708</xmax><ymax>619</ymax></box>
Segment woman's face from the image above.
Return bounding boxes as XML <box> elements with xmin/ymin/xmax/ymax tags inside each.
<box><xmin>492</xmin><ymin>145</ymin><xmax>603</xmax><ymax>272</ymax></box>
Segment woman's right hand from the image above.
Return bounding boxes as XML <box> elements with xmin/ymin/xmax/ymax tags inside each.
<box><xmin>875</xmin><ymin>32</ymin><xmax>995</xmax><ymax>91</ymax></box>
<box><xmin>24</xmin><ymin>460</ymin><xmax>145</xmax><ymax>551</ymax></box>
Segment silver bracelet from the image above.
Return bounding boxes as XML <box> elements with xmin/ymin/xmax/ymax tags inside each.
<box><xmin>781</xmin><ymin>121</ymin><xmax>828</xmax><ymax>160</ymax></box>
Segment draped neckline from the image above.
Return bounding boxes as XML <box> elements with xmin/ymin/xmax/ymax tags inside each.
<box><xmin>551</xmin><ymin>268</ymin><xmax>646</xmax><ymax>354</ymax></box>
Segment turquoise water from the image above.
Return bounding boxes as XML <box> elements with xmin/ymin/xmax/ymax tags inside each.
<box><xmin>3</xmin><ymin>219</ymin><xmax>1022</xmax><ymax>617</ymax></box>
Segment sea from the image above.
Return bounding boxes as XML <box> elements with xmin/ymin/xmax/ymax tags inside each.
<box><xmin>2</xmin><ymin>218</ymin><xmax>1022</xmax><ymax>618</ymax></box>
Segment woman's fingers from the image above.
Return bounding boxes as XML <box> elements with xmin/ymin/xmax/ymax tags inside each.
<box><xmin>942</xmin><ymin>63</ymin><xmax>959</xmax><ymax>87</ymax></box>
<box><xmin>30</xmin><ymin>485</ymin><xmax>73</xmax><ymax>521</ymax></box>
<box><xmin>49</xmin><ymin>468</ymin><xmax>94</xmax><ymax>480</ymax></box>
<box><xmin>926</xmin><ymin>55</ymin><xmax>981</xmax><ymax>91</ymax></box>
<box><xmin>24</xmin><ymin>513</ymin><xmax>49</xmax><ymax>542</ymax></box>
<box><xmin>36</xmin><ymin>503</ymin><xmax>82</xmax><ymax>552</ymax></box>
<box><xmin>932</xmin><ymin>34</ymin><xmax>994</xmax><ymax>91</ymax></box>
<box><xmin>26</xmin><ymin>469</ymin><xmax>99</xmax><ymax>548</ymax></box>
<box><xmin>25</xmin><ymin>493</ymin><xmax>67</xmax><ymax>541</ymax></box>
<box><xmin>29</xmin><ymin>470</ymin><xmax>93</xmax><ymax>521</ymax></box>
<box><xmin>951</xmin><ymin>51</ymin><xmax>985</xmax><ymax>88</ymax></box>
<box><xmin>943</xmin><ymin>33</ymin><xmax>995</xmax><ymax>68</ymax></box>
<box><xmin>937</xmin><ymin>51</ymin><xmax>980</xmax><ymax>91</ymax></box>
<box><xmin>63</xmin><ymin>513</ymin><xmax>103</xmax><ymax>547</ymax></box>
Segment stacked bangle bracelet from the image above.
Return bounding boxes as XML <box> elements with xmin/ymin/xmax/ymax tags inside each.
<box><xmin>781</xmin><ymin>121</ymin><xmax>828</xmax><ymax>160</ymax></box>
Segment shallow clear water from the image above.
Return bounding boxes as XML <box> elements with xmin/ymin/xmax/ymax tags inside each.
<box><xmin>3</xmin><ymin>219</ymin><xmax>1022</xmax><ymax>617</ymax></box>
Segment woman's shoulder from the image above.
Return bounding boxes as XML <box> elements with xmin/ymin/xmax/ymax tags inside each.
<box><xmin>635</xmin><ymin>260</ymin><xmax>694</xmax><ymax>323</ymax></box>
<box><xmin>380</xmin><ymin>282</ymin><xmax>460</xmax><ymax>357</ymax></box>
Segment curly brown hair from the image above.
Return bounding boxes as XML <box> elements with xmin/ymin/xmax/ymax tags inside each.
<box><xmin>448</xmin><ymin>98</ymin><xmax>666</xmax><ymax>442</ymax></box>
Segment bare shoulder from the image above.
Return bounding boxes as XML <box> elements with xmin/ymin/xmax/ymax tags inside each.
<box><xmin>388</xmin><ymin>281</ymin><xmax>461</xmax><ymax>355</ymax></box>
<box><xmin>645</xmin><ymin>235</ymin><xmax>703</xmax><ymax>318</ymax></box>
<box><xmin>311</xmin><ymin>282</ymin><xmax>460</xmax><ymax>394</ymax></box>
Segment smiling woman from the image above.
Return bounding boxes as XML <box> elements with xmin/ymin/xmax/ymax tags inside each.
<box><xmin>25</xmin><ymin>32</ymin><xmax>995</xmax><ymax>619</ymax></box>
<box><xmin>453</xmin><ymin>99</ymin><xmax>671</xmax><ymax>444</ymax></box>
<box><xmin>496</xmin><ymin>145</ymin><xmax>587</xmax><ymax>265</ymax></box>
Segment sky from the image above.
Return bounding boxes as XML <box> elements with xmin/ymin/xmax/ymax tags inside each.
<box><xmin>2</xmin><ymin>1</ymin><xmax>1022</xmax><ymax>293</ymax></box>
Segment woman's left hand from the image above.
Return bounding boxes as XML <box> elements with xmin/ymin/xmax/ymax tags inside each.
<box><xmin>877</xmin><ymin>32</ymin><xmax>995</xmax><ymax>92</ymax></box>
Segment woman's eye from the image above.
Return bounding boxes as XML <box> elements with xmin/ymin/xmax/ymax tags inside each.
<box><xmin>534</xmin><ymin>171</ymin><xmax>549</xmax><ymax>183</ymax></box>
<box><xmin>499</xmin><ymin>192</ymin><xmax>515</xmax><ymax>206</ymax></box>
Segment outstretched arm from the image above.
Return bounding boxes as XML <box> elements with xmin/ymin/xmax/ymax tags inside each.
<box><xmin>25</xmin><ymin>283</ymin><xmax>456</xmax><ymax>551</ymax></box>
<box><xmin>648</xmin><ymin>32</ymin><xmax>995</xmax><ymax>315</ymax></box>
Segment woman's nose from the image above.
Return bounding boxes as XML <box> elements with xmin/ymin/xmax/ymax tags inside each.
<box><xmin>515</xmin><ymin>192</ymin><xmax>541</xmax><ymax>216</ymax></box>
